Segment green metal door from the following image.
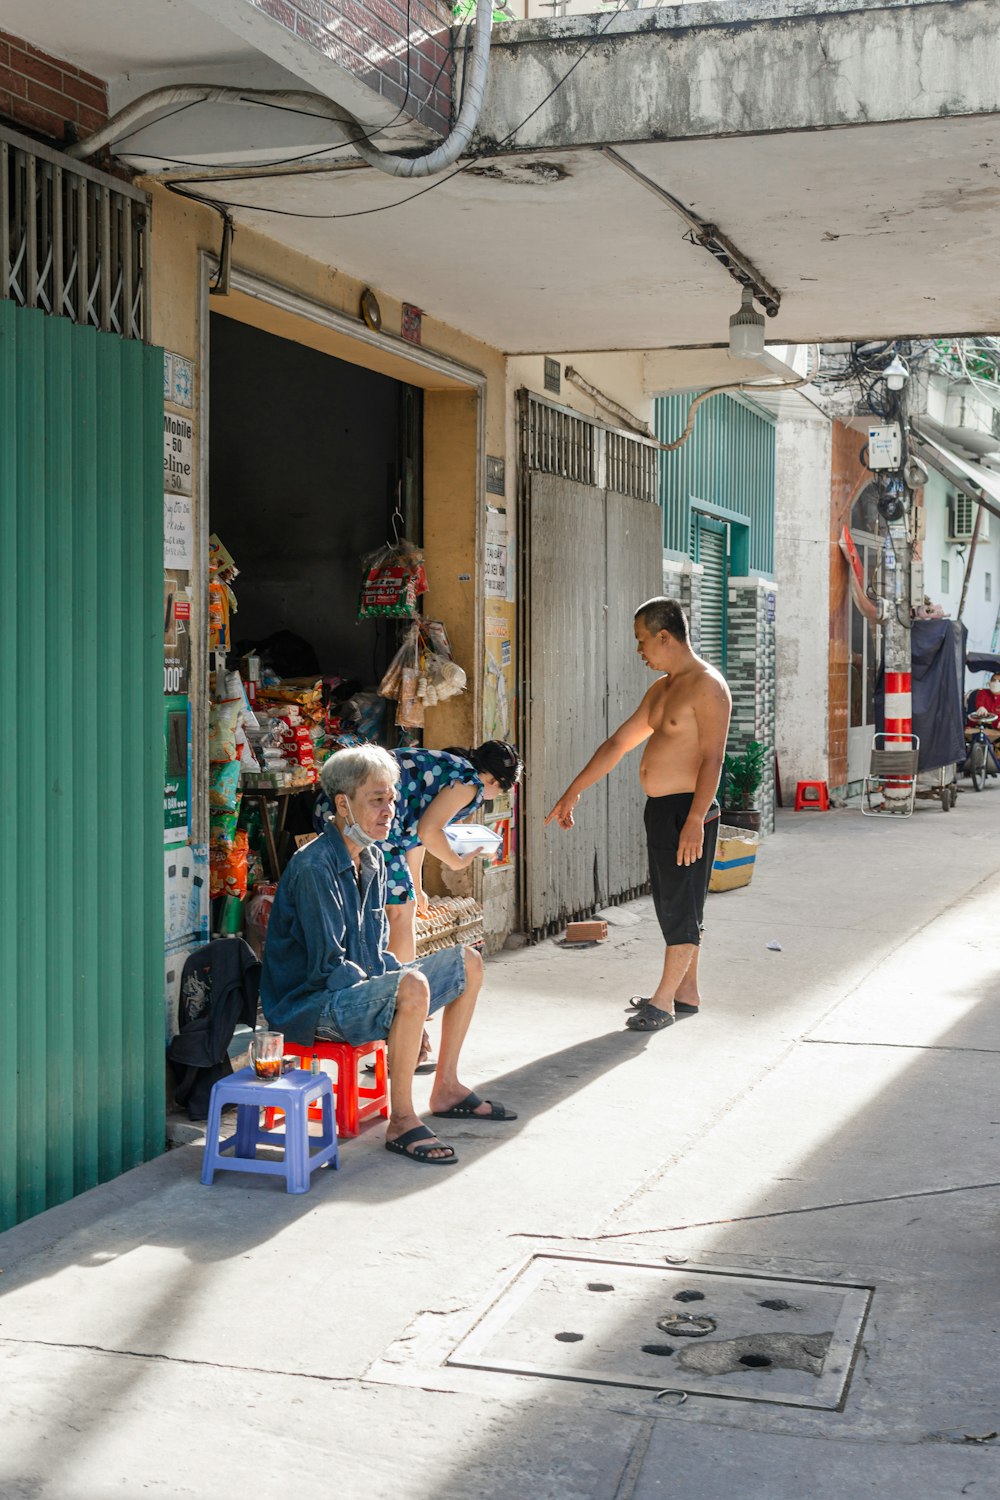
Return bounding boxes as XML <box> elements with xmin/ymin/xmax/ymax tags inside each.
<box><xmin>696</xmin><ymin>514</ymin><xmax>728</xmax><ymax>670</ymax></box>
<box><xmin>0</xmin><ymin>302</ymin><xmax>164</xmax><ymax>1230</ymax></box>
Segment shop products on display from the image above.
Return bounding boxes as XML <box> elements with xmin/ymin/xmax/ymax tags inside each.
<box><xmin>204</xmin><ymin>531</ymin><xmax>478</xmax><ymax>949</ymax></box>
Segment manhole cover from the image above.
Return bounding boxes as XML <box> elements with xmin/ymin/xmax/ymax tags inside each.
<box><xmin>447</xmin><ymin>1254</ymin><xmax>872</xmax><ymax>1409</ymax></box>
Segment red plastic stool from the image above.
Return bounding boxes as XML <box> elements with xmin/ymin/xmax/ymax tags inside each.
<box><xmin>264</xmin><ymin>1039</ymin><xmax>389</xmax><ymax>1139</ymax></box>
<box><xmin>794</xmin><ymin>780</ymin><xmax>830</xmax><ymax>811</ymax></box>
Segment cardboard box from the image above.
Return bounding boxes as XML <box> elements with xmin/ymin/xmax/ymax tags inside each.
<box><xmin>566</xmin><ymin>920</ymin><xmax>608</xmax><ymax>942</ymax></box>
<box><xmin>709</xmin><ymin>826</ymin><xmax>759</xmax><ymax>893</ymax></box>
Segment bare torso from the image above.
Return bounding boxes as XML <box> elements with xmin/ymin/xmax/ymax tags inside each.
<box><xmin>639</xmin><ymin>663</ymin><xmax>728</xmax><ymax>797</ymax></box>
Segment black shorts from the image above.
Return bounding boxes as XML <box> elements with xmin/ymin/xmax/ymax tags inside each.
<box><xmin>645</xmin><ymin>793</ymin><xmax>720</xmax><ymax>947</ymax></box>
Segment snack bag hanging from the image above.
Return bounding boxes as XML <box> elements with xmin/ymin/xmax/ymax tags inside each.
<box><xmin>357</xmin><ymin>539</ymin><xmax>427</xmax><ymax>620</ymax></box>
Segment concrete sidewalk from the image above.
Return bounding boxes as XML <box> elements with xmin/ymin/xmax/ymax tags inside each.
<box><xmin>2</xmin><ymin>793</ymin><xmax>999</xmax><ymax>1498</ymax></box>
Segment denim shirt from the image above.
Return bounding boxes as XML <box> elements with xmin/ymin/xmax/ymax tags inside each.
<box><xmin>260</xmin><ymin>821</ymin><xmax>401</xmax><ymax>1045</ymax></box>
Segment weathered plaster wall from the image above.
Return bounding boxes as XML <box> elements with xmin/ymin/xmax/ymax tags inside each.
<box><xmin>481</xmin><ymin>1</ymin><xmax>1000</xmax><ymax>151</ymax></box>
<box><xmin>773</xmin><ymin>403</ymin><xmax>833</xmax><ymax>799</ymax></box>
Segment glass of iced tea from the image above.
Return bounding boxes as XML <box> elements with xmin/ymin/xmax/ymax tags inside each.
<box><xmin>251</xmin><ymin>1031</ymin><xmax>284</xmax><ymax>1080</ymax></box>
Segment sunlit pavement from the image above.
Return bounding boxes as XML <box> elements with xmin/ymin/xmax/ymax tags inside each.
<box><xmin>2</xmin><ymin>787</ymin><xmax>999</xmax><ymax>1498</ymax></box>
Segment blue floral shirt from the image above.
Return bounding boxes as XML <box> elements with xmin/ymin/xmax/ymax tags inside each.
<box><xmin>384</xmin><ymin>748</ymin><xmax>484</xmax><ymax>851</ymax></box>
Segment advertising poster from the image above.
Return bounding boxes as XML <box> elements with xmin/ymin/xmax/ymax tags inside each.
<box><xmin>484</xmin><ymin>604</ymin><xmax>514</xmax><ymax>742</ymax></box>
<box><xmin>164</xmin><ymin>695</ymin><xmax>191</xmax><ymax>846</ymax></box>
<box><xmin>484</xmin><ymin>506</ymin><xmax>508</xmax><ymax>599</ymax></box>
<box><xmin>164</xmin><ymin>569</ymin><xmax>192</xmax><ymax>694</ymax></box>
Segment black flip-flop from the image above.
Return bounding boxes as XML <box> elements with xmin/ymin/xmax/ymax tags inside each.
<box><xmin>432</xmin><ymin>1091</ymin><xmax>518</xmax><ymax>1121</ymax></box>
<box><xmin>384</xmin><ymin>1124</ymin><xmax>458</xmax><ymax>1166</ymax></box>
<box><xmin>627</xmin><ymin>995</ymin><xmax>700</xmax><ymax>1016</ymax></box>
<box><xmin>365</xmin><ymin>1057</ymin><xmax>437</xmax><ymax>1075</ymax></box>
<box><xmin>625</xmin><ymin>1002</ymin><xmax>674</xmax><ymax>1032</ymax></box>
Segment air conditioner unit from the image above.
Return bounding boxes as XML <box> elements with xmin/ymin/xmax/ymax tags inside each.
<box><xmin>947</xmin><ymin>492</ymin><xmax>990</xmax><ymax>543</ymax></box>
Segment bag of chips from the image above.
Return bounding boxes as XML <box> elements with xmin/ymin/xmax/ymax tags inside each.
<box><xmin>208</xmin><ymin>700</ymin><xmax>242</xmax><ymax>763</ymax></box>
<box><xmin>209</xmin><ymin>759</ymin><xmax>241</xmax><ymax>810</ymax></box>
<box><xmin>210</xmin><ymin>829</ymin><xmax>249</xmax><ymax>900</ymax></box>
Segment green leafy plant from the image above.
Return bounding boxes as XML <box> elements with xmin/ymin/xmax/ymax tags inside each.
<box><xmin>722</xmin><ymin>740</ymin><xmax>768</xmax><ymax>810</ymax></box>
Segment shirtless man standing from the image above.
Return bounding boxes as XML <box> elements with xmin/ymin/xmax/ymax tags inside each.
<box><xmin>545</xmin><ymin>597</ymin><xmax>732</xmax><ymax>1032</ymax></box>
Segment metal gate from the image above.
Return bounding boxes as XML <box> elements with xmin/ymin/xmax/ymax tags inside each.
<box><xmin>518</xmin><ymin>391</ymin><xmax>662</xmax><ymax>938</ymax></box>
<box><xmin>0</xmin><ymin>303</ymin><xmax>163</xmax><ymax>1232</ymax></box>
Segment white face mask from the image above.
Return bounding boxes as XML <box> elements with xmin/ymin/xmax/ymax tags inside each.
<box><xmin>340</xmin><ymin>795</ymin><xmax>378</xmax><ymax>849</ymax></box>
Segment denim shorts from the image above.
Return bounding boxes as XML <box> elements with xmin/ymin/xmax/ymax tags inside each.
<box><xmin>314</xmin><ymin>944</ymin><xmax>468</xmax><ymax>1047</ymax></box>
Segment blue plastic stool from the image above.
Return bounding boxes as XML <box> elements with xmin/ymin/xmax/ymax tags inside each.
<box><xmin>201</xmin><ymin>1066</ymin><xmax>339</xmax><ymax>1193</ymax></box>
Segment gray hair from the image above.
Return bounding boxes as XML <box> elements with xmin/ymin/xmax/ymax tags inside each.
<box><xmin>320</xmin><ymin>745</ymin><xmax>399</xmax><ymax>803</ymax></box>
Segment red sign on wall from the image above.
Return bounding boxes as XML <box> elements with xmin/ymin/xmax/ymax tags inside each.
<box><xmin>401</xmin><ymin>303</ymin><xmax>423</xmax><ymax>344</ymax></box>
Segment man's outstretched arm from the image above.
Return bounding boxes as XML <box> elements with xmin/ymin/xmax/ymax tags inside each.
<box><xmin>545</xmin><ymin>690</ymin><xmax>656</xmax><ymax>829</ymax></box>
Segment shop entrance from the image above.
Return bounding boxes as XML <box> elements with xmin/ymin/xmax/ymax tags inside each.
<box><xmin>209</xmin><ymin>313</ymin><xmax>422</xmax><ymax>690</ymax></box>
<box><xmin>207</xmin><ymin>311</ymin><xmax>425</xmax><ymax>888</ymax></box>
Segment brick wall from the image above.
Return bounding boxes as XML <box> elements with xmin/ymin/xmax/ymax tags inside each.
<box><xmin>248</xmin><ymin>0</ymin><xmax>453</xmax><ymax>136</ymax></box>
<box><xmin>662</xmin><ymin>559</ymin><xmax>703</xmax><ymax>652</ymax></box>
<box><xmin>726</xmin><ymin>577</ymin><xmax>777</xmax><ymax>833</ymax></box>
<box><xmin>0</xmin><ymin>32</ymin><xmax>108</xmax><ymax>145</ymax></box>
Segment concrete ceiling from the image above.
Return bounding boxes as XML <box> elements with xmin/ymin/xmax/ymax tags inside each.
<box><xmin>8</xmin><ymin>0</ymin><xmax>1000</xmax><ymax>359</ymax></box>
<box><xmin>135</xmin><ymin>111</ymin><xmax>1000</xmax><ymax>355</ymax></box>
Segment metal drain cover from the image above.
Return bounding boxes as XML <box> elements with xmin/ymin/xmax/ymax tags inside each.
<box><xmin>447</xmin><ymin>1254</ymin><xmax>872</xmax><ymax>1409</ymax></box>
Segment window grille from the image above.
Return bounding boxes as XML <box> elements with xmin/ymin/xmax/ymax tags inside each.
<box><xmin>519</xmin><ymin>390</ymin><xmax>658</xmax><ymax>503</ymax></box>
<box><xmin>1</xmin><ymin>123</ymin><xmax>150</xmax><ymax>342</ymax></box>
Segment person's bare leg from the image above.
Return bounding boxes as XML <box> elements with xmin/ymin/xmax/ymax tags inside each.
<box><xmin>674</xmin><ymin>944</ymin><xmax>702</xmax><ymax>1008</ymax></box>
<box><xmin>386</xmin><ymin>887</ymin><xmax>435</xmax><ymax>1065</ymax></box>
<box><xmin>404</xmin><ymin>849</ymin><xmax>436</xmax><ymax>1062</ymax></box>
<box><xmin>386</xmin><ymin>902</ymin><xmax>417</xmax><ymax>963</ymax></box>
<box><xmin>645</xmin><ymin>942</ymin><xmax>696</xmax><ymax>1016</ymax></box>
<box><xmin>428</xmin><ymin>948</ymin><xmax>495</xmax><ymax>1115</ymax></box>
<box><xmin>385</xmin><ymin>972</ymin><xmax>452</xmax><ymax>1159</ymax></box>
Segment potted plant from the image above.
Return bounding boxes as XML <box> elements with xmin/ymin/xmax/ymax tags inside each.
<box><xmin>721</xmin><ymin>740</ymin><xmax>767</xmax><ymax>832</ymax></box>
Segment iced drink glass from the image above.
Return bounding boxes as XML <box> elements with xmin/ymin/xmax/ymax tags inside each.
<box><xmin>252</xmin><ymin>1030</ymin><xmax>284</xmax><ymax>1080</ymax></box>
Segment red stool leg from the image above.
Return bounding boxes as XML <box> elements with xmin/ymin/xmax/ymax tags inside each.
<box><xmin>374</xmin><ymin>1043</ymin><xmax>389</xmax><ymax>1122</ymax></box>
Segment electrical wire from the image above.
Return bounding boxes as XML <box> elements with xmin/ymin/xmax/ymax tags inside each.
<box><xmin>121</xmin><ymin>0</ymin><xmax>438</xmax><ymax>175</ymax></box>
<box><xmin>163</xmin><ymin>2</ymin><xmax>632</xmax><ymax>220</ymax></box>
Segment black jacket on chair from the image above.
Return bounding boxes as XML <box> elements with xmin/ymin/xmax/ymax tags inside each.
<box><xmin>167</xmin><ymin>938</ymin><xmax>262</xmax><ymax>1120</ymax></box>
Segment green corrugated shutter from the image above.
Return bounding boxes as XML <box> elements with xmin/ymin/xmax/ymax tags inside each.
<box><xmin>656</xmin><ymin>392</ymin><xmax>775</xmax><ymax>574</ymax></box>
<box><xmin>696</xmin><ymin>515</ymin><xmax>728</xmax><ymax>671</ymax></box>
<box><xmin>0</xmin><ymin>302</ymin><xmax>164</xmax><ymax>1231</ymax></box>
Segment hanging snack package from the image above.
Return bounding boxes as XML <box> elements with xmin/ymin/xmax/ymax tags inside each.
<box><xmin>209</xmin><ymin>797</ymin><xmax>242</xmax><ymax>849</ymax></box>
<box><xmin>208</xmin><ymin>534</ymin><xmax>240</xmax><ymax>585</ymax></box>
<box><xmin>208</xmin><ymin>579</ymin><xmax>230</xmax><ymax>652</ymax></box>
<box><xmin>210</xmin><ymin>830</ymin><xmax>249</xmax><ymax>901</ymax></box>
<box><xmin>209</xmin><ymin>759</ymin><xmax>241</xmax><ymax>811</ymax></box>
<box><xmin>397</xmin><ymin>666</ymin><xmax>425</xmax><ymax>728</ymax></box>
<box><xmin>208</xmin><ymin>699</ymin><xmax>242</xmax><ymax>762</ymax></box>
<box><xmin>357</xmin><ymin>539</ymin><xmax>428</xmax><ymax>620</ymax></box>
<box><xmin>378</xmin><ymin>622</ymin><xmax>419</xmax><ymax>701</ymax></box>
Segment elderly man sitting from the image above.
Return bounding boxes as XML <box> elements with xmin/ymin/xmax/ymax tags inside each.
<box><xmin>261</xmin><ymin>744</ymin><xmax>516</xmax><ymax>1165</ymax></box>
